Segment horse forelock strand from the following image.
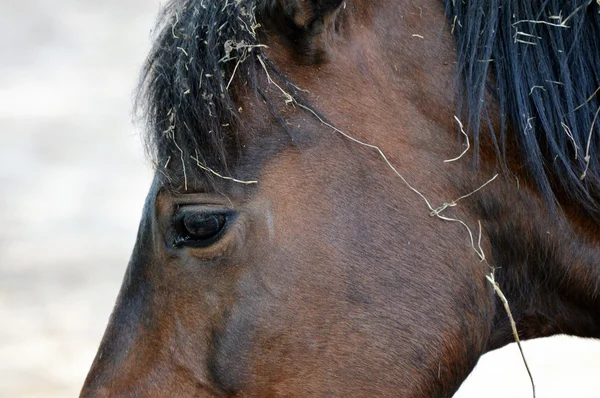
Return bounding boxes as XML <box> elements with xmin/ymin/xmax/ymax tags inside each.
<box><xmin>445</xmin><ymin>0</ymin><xmax>600</xmax><ymax>218</ymax></box>
<box><xmin>136</xmin><ymin>0</ymin><xmax>265</xmax><ymax>189</ymax></box>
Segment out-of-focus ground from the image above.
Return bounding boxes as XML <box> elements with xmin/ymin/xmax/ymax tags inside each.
<box><xmin>1</xmin><ymin>1</ymin><xmax>599</xmax><ymax>397</ymax></box>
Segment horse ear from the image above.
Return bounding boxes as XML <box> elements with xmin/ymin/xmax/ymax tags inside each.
<box><xmin>263</xmin><ymin>0</ymin><xmax>346</xmax><ymax>61</ymax></box>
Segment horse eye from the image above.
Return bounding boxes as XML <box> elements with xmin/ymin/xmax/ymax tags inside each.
<box><xmin>174</xmin><ymin>211</ymin><xmax>229</xmax><ymax>247</ymax></box>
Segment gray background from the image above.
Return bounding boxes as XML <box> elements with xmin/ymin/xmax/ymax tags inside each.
<box><xmin>1</xmin><ymin>1</ymin><xmax>599</xmax><ymax>396</ymax></box>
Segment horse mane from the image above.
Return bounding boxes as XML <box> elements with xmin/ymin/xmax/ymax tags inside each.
<box><xmin>136</xmin><ymin>0</ymin><xmax>267</xmax><ymax>188</ymax></box>
<box><xmin>445</xmin><ymin>0</ymin><xmax>600</xmax><ymax>216</ymax></box>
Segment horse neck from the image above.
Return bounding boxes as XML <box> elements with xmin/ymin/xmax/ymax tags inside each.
<box><xmin>478</xmin><ymin>178</ymin><xmax>600</xmax><ymax>349</ymax></box>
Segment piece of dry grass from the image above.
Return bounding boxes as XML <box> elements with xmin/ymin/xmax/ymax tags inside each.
<box><xmin>191</xmin><ymin>151</ymin><xmax>258</xmax><ymax>185</ymax></box>
<box><xmin>580</xmin><ymin>104</ymin><xmax>600</xmax><ymax>180</ymax></box>
<box><xmin>444</xmin><ymin>116</ymin><xmax>470</xmax><ymax>163</ymax></box>
<box><xmin>487</xmin><ymin>272</ymin><xmax>536</xmax><ymax>398</ymax></box>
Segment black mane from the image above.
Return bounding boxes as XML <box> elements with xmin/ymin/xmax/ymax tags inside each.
<box><xmin>446</xmin><ymin>0</ymin><xmax>600</xmax><ymax>215</ymax></box>
<box><xmin>137</xmin><ymin>0</ymin><xmax>265</xmax><ymax>188</ymax></box>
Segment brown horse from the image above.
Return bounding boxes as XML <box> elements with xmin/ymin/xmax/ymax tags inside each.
<box><xmin>81</xmin><ymin>0</ymin><xmax>600</xmax><ymax>396</ymax></box>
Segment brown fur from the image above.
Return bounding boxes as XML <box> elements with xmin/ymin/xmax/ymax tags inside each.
<box><xmin>81</xmin><ymin>1</ymin><xmax>600</xmax><ymax>396</ymax></box>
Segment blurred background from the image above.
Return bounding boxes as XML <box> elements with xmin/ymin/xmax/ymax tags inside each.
<box><xmin>1</xmin><ymin>1</ymin><xmax>599</xmax><ymax>397</ymax></box>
